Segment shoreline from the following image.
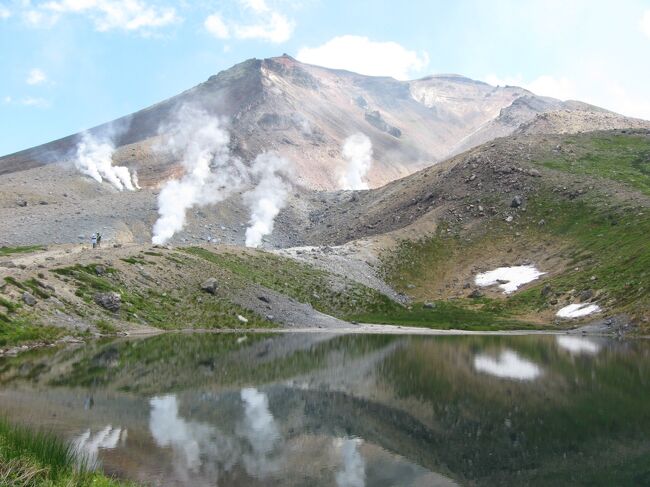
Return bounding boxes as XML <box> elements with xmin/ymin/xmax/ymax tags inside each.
<box><xmin>0</xmin><ymin>324</ymin><xmax>632</xmax><ymax>358</ymax></box>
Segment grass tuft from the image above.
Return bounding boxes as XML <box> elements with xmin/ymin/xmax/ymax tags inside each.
<box><xmin>0</xmin><ymin>246</ymin><xmax>44</xmax><ymax>257</ymax></box>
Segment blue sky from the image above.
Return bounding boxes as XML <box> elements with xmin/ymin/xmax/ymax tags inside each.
<box><xmin>1</xmin><ymin>0</ymin><xmax>649</xmax><ymax>156</ymax></box>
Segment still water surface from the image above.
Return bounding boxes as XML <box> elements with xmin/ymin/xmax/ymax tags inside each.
<box><xmin>1</xmin><ymin>332</ymin><xmax>649</xmax><ymax>486</ymax></box>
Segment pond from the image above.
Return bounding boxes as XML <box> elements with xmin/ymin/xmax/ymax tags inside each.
<box><xmin>1</xmin><ymin>332</ymin><xmax>649</xmax><ymax>486</ymax></box>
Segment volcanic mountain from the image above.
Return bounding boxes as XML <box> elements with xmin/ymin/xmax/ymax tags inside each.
<box><xmin>1</xmin><ymin>55</ymin><xmax>649</xmax><ymax>339</ymax></box>
<box><xmin>2</xmin><ymin>54</ymin><xmax>647</xmax><ymax>191</ymax></box>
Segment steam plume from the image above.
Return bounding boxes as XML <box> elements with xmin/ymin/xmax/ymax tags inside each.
<box><xmin>244</xmin><ymin>153</ymin><xmax>290</xmax><ymax>248</ymax></box>
<box><xmin>151</xmin><ymin>105</ymin><xmax>247</xmax><ymax>245</ymax></box>
<box><xmin>339</xmin><ymin>133</ymin><xmax>372</xmax><ymax>190</ymax></box>
<box><xmin>75</xmin><ymin>132</ymin><xmax>137</xmax><ymax>191</ymax></box>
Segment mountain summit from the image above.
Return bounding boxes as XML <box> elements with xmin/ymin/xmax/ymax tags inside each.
<box><xmin>2</xmin><ymin>54</ymin><xmax>647</xmax><ymax>190</ymax></box>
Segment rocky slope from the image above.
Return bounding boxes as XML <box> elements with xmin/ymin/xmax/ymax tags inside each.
<box><xmin>1</xmin><ymin>129</ymin><xmax>648</xmax><ymax>346</ymax></box>
<box><xmin>2</xmin><ymin>55</ymin><xmax>644</xmax><ymax>191</ymax></box>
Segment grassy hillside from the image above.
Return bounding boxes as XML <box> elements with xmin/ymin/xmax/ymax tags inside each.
<box><xmin>370</xmin><ymin>131</ymin><xmax>650</xmax><ymax>331</ymax></box>
<box><xmin>1</xmin><ymin>131</ymin><xmax>648</xmax><ymax>345</ymax></box>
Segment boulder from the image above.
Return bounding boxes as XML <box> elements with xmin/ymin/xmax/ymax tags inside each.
<box><xmin>94</xmin><ymin>292</ymin><xmax>121</xmax><ymax>312</ymax></box>
<box><xmin>511</xmin><ymin>196</ymin><xmax>523</xmax><ymax>208</ymax></box>
<box><xmin>541</xmin><ymin>284</ymin><xmax>552</xmax><ymax>297</ymax></box>
<box><xmin>22</xmin><ymin>292</ymin><xmax>37</xmax><ymax>306</ymax></box>
<box><xmin>95</xmin><ymin>265</ymin><xmax>106</xmax><ymax>276</ymax></box>
<box><xmin>579</xmin><ymin>289</ymin><xmax>594</xmax><ymax>302</ymax></box>
<box><xmin>469</xmin><ymin>289</ymin><xmax>484</xmax><ymax>299</ymax></box>
<box><xmin>201</xmin><ymin>278</ymin><xmax>219</xmax><ymax>295</ymax></box>
<box><xmin>423</xmin><ymin>302</ymin><xmax>436</xmax><ymax>309</ymax></box>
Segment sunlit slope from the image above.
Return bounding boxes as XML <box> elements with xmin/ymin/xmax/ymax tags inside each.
<box><xmin>350</xmin><ymin>130</ymin><xmax>650</xmax><ymax>328</ymax></box>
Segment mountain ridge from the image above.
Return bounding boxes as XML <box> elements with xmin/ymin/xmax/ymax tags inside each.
<box><xmin>3</xmin><ymin>54</ymin><xmax>647</xmax><ymax>190</ymax></box>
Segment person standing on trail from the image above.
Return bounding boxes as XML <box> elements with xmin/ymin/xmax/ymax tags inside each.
<box><xmin>91</xmin><ymin>233</ymin><xmax>97</xmax><ymax>249</ymax></box>
<box><xmin>97</xmin><ymin>233</ymin><xmax>102</xmax><ymax>248</ymax></box>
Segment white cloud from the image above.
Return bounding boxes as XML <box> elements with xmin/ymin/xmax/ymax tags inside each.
<box><xmin>484</xmin><ymin>71</ymin><xmax>650</xmax><ymax>120</ymax></box>
<box><xmin>205</xmin><ymin>0</ymin><xmax>294</xmax><ymax>44</ymax></box>
<box><xmin>296</xmin><ymin>36</ymin><xmax>429</xmax><ymax>80</ymax></box>
<box><xmin>241</xmin><ymin>0</ymin><xmax>270</xmax><ymax>14</ymax></box>
<box><xmin>0</xmin><ymin>5</ymin><xmax>11</xmax><ymax>19</ymax></box>
<box><xmin>525</xmin><ymin>76</ymin><xmax>576</xmax><ymax>100</ymax></box>
<box><xmin>204</xmin><ymin>13</ymin><xmax>229</xmax><ymax>39</ymax></box>
<box><xmin>23</xmin><ymin>0</ymin><xmax>178</xmax><ymax>33</ymax></box>
<box><xmin>3</xmin><ymin>95</ymin><xmax>49</xmax><ymax>107</ymax></box>
<box><xmin>233</xmin><ymin>11</ymin><xmax>292</xmax><ymax>43</ymax></box>
<box><xmin>485</xmin><ymin>73</ymin><xmax>577</xmax><ymax>100</ymax></box>
<box><xmin>21</xmin><ymin>96</ymin><xmax>51</xmax><ymax>108</ymax></box>
<box><xmin>641</xmin><ymin>9</ymin><xmax>650</xmax><ymax>38</ymax></box>
<box><xmin>26</xmin><ymin>68</ymin><xmax>47</xmax><ymax>85</ymax></box>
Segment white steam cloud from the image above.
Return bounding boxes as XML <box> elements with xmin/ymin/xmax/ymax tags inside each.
<box><xmin>151</xmin><ymin>105</ymin><xmax>248</xmax><ymax>245</ymax></box>
<box><xmin>336</xmin><ymin>438</ymin><xmax>366</xmax><ymax>487</ymax></box>
<box><xmin>151</xmin><ymin>104</ymin><xmax>291</xmax><ymax>246</ymax></box>
<box><xmin>75</xmin><ymin>132</ymin><xmax>137</xmax><ymax>191</ymax></box>
<box><xmin>339</xmin><ymin>133</ymin><xmax>372</xmax><ymax>190</ymax></box>
<box><xmin>244</xmin><ymin>154</ymin><xmax>290</xmax><ymax>248</ymax></box>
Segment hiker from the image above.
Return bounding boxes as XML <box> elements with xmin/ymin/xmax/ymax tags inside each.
<box><xmin>91</xmin><ymin>233</ymin><xmax>97</xmax><ymax>249</ymax></box>
<box><xmin>96</xmin><ymin>232</ymin><xmax>102</xmax><ymax>248</ymax></box>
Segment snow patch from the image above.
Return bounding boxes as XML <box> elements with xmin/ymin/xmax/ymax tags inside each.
<box><xmin>556</xmin><ymin>303</ymin><xmax>601</xmax><ymax>319</ymax></box>
<box><xmin>475</xmin><ymin>265</ymin><xmax>545</xmax><ymax>294</ymax></box>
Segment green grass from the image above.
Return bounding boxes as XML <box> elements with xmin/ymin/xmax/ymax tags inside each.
<box><xmin>52</xmin><ymin>263</ymin><xmax>273</xmax><ymax>330</ymax></box>
<box><xmin>515</xmin><ymin>194</ymin><xmax>650</xmax><ymax>318</ymax></box>
<box><xmin>121</xmin><ymin>257</ymin><xmax>149</xmax><ymax>265</ymax></box>
<box><xmin>0</xmin><ymin>417</ymin><xmax>134</xmax><ymax>486</ymax></box>
<box><xmin>350</xmin><ymin>301</ymin><xmax>539</xmax><ymax>330</ymax></box>
<box><xmin>539</xmin><ymin>134</ymin><xmax>650</xmax><ymax>195</ymax></box>
<box><xmin>185</xmin><ymin>247</ymin><xmax>401</xmax><ymax>318</ymax></box>
<box><xmin>0</xmin><ymin>320</ymin><xmax>63</xmax><ymax>347</ymax></box>
<box><xmin>94</xmin><ymin>319</ymin><xmax>117</xmax><ymax>335</ymax></box>
<box><xmin>0</xmin><ymin>246</ymin><xmax>44</xmax><ymax>257</ymax></box>
<box><xmin>0</xmin><ymin>279</ymin><xmax>63</xmax><ymax>346</ymax></box>
<box><xmin>0</xmin><ymin>296</ymin><xmax>20</xmax><ymax>314</ymax></box>
<box><xmin>378</xmin><ymin>185</ymin><xmax>650</xmax><ymax>327</ymax></box>
<box><xmin>4</xmin><ymin>276</ymin><xmax>27</xmax><ymax>291</ymax></box>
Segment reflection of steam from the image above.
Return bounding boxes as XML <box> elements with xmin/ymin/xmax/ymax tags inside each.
<box><xmin>243</xmin><ymin>154</ymin><xmax>290</xmax><ymax>248</ymax></box>
<box><xmin>73</xmin><ymin>425</ymin><xmax>126</xmax><ymax>467</ymax></box>
<box><xmin>75</xmin><ymin>132</ymin><xmax>137</xmax><ymax>191</ymax></box>
<box><xmin>556</xmin><ymin>336</ymin><xmax>600</xmax><ymax>355</ymax></box>
<box><xmin>474</xmin><ymin>349</ymin><xmax>542</xmax><ymax>381</ymax></box>
<box><xmin>238</xmin><ymin>387</ymin><xmax>282</xmax><ymax>477</ymax></box>
<box><xmin>151</xmin><ymin>105</ymin><xmax>248</xmax><ymax>245</ymax></box>
<box><xmin>335</xmin><ymin>438</ymin><xmax>366</xmax><ymax>487</ymax></box>
<box><xmin>149</xmin><ymin>394</ymin><xmax>234</xmax><ymax>480</ymax></box>
<box><xmin>148</xmin><ymin>392</ymin><xmax>283</xmax><ymax>484</ymax></box>
<box><xmin>339</xmin><ymin>133</ymin><xmax>372</xmax><ymax>190</ymax></box>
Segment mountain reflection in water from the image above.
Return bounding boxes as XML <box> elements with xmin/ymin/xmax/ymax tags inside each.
<box><xmin>0</xmin><ymin>332</ymin><xmax>649</xmax><ymax>486</ymax></box>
